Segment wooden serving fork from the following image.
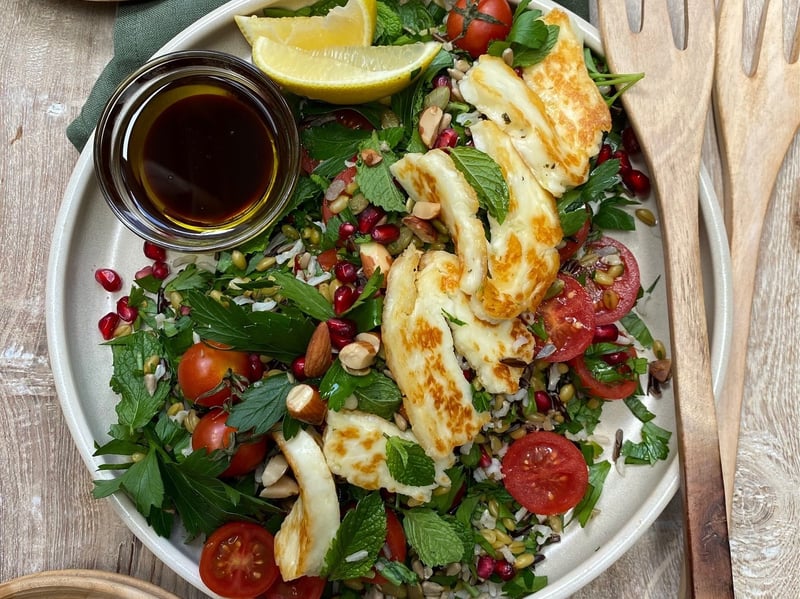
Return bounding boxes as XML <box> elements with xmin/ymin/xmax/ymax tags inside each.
<box><xmin>597</xmin><ymin>1</ymin><xmax>734</xmax><ymax>597</ymax></box>
<box><xmin>714</xmin><ymin>0</ymin><xmax>800</xmax><ymax>524</ymax></box>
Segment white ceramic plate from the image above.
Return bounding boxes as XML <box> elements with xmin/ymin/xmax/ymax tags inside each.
<box><xmin>46</xmin><ymin>1</ymin><xmax>732</xmax><ymax>597</ymax></box>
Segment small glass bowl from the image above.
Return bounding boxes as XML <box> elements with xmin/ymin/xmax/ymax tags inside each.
<box><xmin>94</xmin><ymin>50</ymin><xmax>300</xmax><ymax>252</ymax></box>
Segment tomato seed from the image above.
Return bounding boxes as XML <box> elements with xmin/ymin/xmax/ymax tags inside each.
<box><xmin>94</xmin><ymin>268</ymin><xmax>122</xmax><ymax>292</ymax></box>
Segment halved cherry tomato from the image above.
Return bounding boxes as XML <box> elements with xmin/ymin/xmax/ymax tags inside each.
<box><xmin>177</xmin><ymin>342</ymin><xmax>250</xmax><ymax>407</ymax></box>
<box><xmin>264</xmin><ymin>575</ymin><xmax>326</xmax><ymax>599</ymax></box>
<box><xmin>316</xmin><ymin>248</ymin><xmax>340</xmax><ymax>271</ymax></box>
<box><xmin>446</xmin><ymin>0</ymin><xmax>513</xmax><ymax>59</ymax></box>
<box><xmin>533</xmin><ymin>273</ymin><xmax>596</xmax><ymax>363</ymax></box>
<box><xmin>558</xmin><ymin>209</ymin><xmax>592</xmax><ymax>262</ymax></box>
<box><xmin>583</xmin><ymin>236</ymin><xmax>641</xmax><ymax>325</ymax></box>
<box><xmin>364</xmin><ymin>508</ymin><xmax>407</xmax><ymax>586</ymax></box>
<box><xmin>199</xmin><ymin>521</ymin><xmax>279</xmax><ymax>598</ymax></box>
<box><xmin>569</xmin><ymin>345</ymin><xmax>639</xmax><ymax>400</ymax></box>
<box><xmin>191</xmin><ymin>409</ymin><xmax>268</xmax><ymax>477</ymax></box>
<box><xmin>501</xmin><ymin>431</ymin><xmax>589</xmax><ymax>515</ymax></box>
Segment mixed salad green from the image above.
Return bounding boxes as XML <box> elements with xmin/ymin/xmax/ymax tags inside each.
<box><xmin>91</xmin><ymin>1</ymin><xmax>670</xmax><ymax>598</ymax></box>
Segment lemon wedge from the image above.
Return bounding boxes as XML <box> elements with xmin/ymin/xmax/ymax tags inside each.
<box><xmin>252</xmin><ymin>38</ymin><xmax>443</xmax><ymax>104</ymax></box>
<box><xmin>235</xmin><ymin>0</ymin><xmax>377</xmax><ymax>50</ymax></box>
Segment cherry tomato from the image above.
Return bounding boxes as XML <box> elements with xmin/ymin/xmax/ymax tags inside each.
<box><xmin>364</xmin><ymin>508</ymin><xmax>407</xmax><ymax>586</ymax></box>
<box><xmin>191</xmin><ymin>409</ymin><xmax>268</xmax><ymax>477</ymax></box>
<box><xmin>316</xmin><ymin>248</ymin><xmax>340</xmax><ymax>271</ymax></box>
<box><xmin>501</xmin><ymin>431</ymin><xmax>589</xmax><ymax>515</ymax></box>
<box><xmin>569</xmin><ymin>345</ymin><xmax>639</xmax><ymax>400</ymax></box>
<box><xmin>583</xmin><ymin>236</ymin><xmax>641</xmax><ymax>325</ymax></box>
<box><xmin>533</xmin><ymin>273</ymin><xmax>596</xmax><ymax>363</ymax></box>
<box><xmin>446</xmin><ymin>0</ymin><xmax>513</xmax><ymax>59</ymax></box>
<box><xmin>264</xmin><ymin>575</ymin><xmax>327</xmax><ymax>599</ymax></box>
<box><xmin>558</xmin><ymin>208</ymin><xmax>592</xmax><ymax>262</ymax></box>
<box><xmin>334</xmin><ymin>108</ymin><xmax>375</xmax><ymax>131</ymax></box>
<box><xmin>199</xmin><ymin>521</ymin><xmax>279</xmax><ymax>598</ymax></box>
<box><xmin>177</xmin><ymin>342</ymin><xmax>250</xmax><ymax>407</ymax></box>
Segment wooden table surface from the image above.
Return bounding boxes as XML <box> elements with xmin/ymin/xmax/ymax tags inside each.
<box><xmin>1</xmin><ymin>0</ymin><xmax>798</xmax><ymax>597</ymax></box>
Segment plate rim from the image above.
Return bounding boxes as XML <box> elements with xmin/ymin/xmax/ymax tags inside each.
<box><xmin>45</xmin><ymin>1</ymin><xmax>733</xmax><ymax>598</ymax></box>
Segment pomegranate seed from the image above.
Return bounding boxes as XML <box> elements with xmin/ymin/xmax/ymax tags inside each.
<box><xmin>98</xmin><ymin>312</ymin><xmax>120</xmax><ymax>340</ymax></box>
<box><xmin>94</xmin><ymin>268</ymin><xmax>122</xmax><ymax>292</ymax></box>
<box><xmin>143</xmin><ymin>241</ymin><xmax>166</xmax><ymax>261</ymax></box>
<box><xmin>624</xmin><ymin>169</ymin><xmax>651</xmax><ymax>198</ymax></box>
<box><xmin>357</xmin><ymin>205</ymin><xmax>385</xmax><ymax>234</ymax></box>
<box><xmin>596</xmin><ymin>143</ymin><xmax>613</xmax><ymax>165</ymax></box>
<box><xmin>333</xmin><ymin>261</ymin><xmax>358</xmax><ymax>284</ymax></box>
<box><xmin>326</xmin><ymin>317</ymin><xmax>357</xmax><ymax>340</ymax></box>
<box><xmin>476</xmin><ymin>556</ymin><xmax>496</xmax><ymax>579</ymax></box>
<box><xmin>534</xmin><ymin>390</ymin><xmax>552</xmax><ymax>412</ymax></box>
<box><xmin>612</xmin><ymin>149</ymin><xmax>631</xmax><ymax>174</ymax></box>
<box><xmin>291</xmin><ymin>356</ymin><xmax>307</xmax><ymax>381</ymax></box>
<box><xmin>116</xmin><ymin>296</ymin><xmax>138</xmax><ymax>322</ymax></box>
<box><xmin>602</xmin><ymin>351</ymin><xmax>629</xmax><ymax>366</ymax></box>
<box><xmin>494</xmin><ymin>560</ymin><xmax>515</xmax><ymax>581</ymax></box>
<box><xmin>462</xmin><ymin>368</ymin><xmax>475</xmax><ymax>382</ymax></box>
<box><xmin>247</xmin><ymin>354</ymin><xmax>264</xmax><ymax>382</ymax></box>
<box><xmin>330</xmin><ymin>332</ymin><xmax>353</xmax><ymax>350</ymax></box>
<box><xmin>432</xmin><ymin>73</ymin><xmax>451</xmax><ymax>88</ymax></box>
<box><xmin>338</xmin><ymin>221</ymin><xmax>357</xmax><ymax>244</ymax></box>
<box><xmin>135</xmin><ymin>265</ymin><xmax>153</xmax><ymax>280</ymax></box>
<box><xmin>152</xmin><ymin>261</ymin><xmax>170</xmax><ymax>280</ymax></box>
<box><xmin>333</xmin><ymin>285</ymin><xmax>358</xmax><ymax>314</ymax></box>
<box><xmin>621</xmin><ymin>126</ymin><xmax>641</xmax><ymax>155</ymax></box>
<box><xmin>371</xmin><ymin>223</ymin><xmax>401</xmax><ymax>245</ymax></box>
<box><xmin>514</xmin><ymin>66</ymin><xmax>524</xmax><ymax>78</ymax></box>
<box><xmin>593</xmin><ymin>323</ymin><xmax>619</xmax><ymax>343</ymax></box>
<box><xmin>434</xmin><ymin>128</ymin><xmax>460</xmax><ymax>149</ymax></box>
<box><xmin>478</xmin><ymin>447</ymin><xmax>493</xmax><ymax>469</ymax></box>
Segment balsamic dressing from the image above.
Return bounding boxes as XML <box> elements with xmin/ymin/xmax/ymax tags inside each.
<box><xmin>124</xmin><ymin>82</ymin><xmax>278</xmax><ymax>229</ymax></box>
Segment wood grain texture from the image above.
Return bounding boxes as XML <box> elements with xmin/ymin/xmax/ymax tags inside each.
<box><xmin>0</xmin><ymin>1</ymin><xmax>798</xmax><ymax>598</ymax></box>
<box><xmin>714</xmin><ymin>0</ymin><xmax>800</xmax><ymax>522</ymax></box>
<box><xmin>597</xmin><ymin>1</ymin><xmax>733</xmax><ymax>596</ymax></box>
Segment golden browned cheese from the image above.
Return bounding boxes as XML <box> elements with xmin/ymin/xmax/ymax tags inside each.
<box><xmin>323</xmin><ymin>409</ymin><xmax>453</xmax><ymax>503</ymax></box>
<box><xmin>458</xmin><ymin>11</ymin><xmax>611</xmax><ymax>196</ymax></box>
<box><xmin>390</xmin><ymin>150</ymin><xmax>487</xmax><ymax>295</ymax></box>
<box><xmin>382</xmin><ymin>247</ymin><xmax>490</xmax><ymax>460</ymax></box>
<box><xmin>470</xmin><ymin>119</ymin><xmax>562</xmax><ymax>319</ymax></box>
<box><xmin>523</xmin><ymin>9</ymin><xmax>611</xmax><ymax>159</ymax></box>
<box><xmin>273</xmin><ymin>429</ymin><xmax>340</xmax><ymax>580</ymax></box>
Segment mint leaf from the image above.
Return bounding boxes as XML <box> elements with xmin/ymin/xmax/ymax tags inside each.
<box><xmin>386</xmin><ymin>436</ymin><xmax>436</xmax><ymax>486</ymax></box>
<box><xmin>620</xmin><ymin>311</ymin><xmax>653</xmax><ymax>349</ymax></box>
<box><xmin>109</xmin><ymin>331</ymin><xmax>170</xmax><ymax>437</ymax></box>
<box><xmin>373</xmin><ymin>559</ymin><xmax>418</xmax><ymax>585</ymax></box>
<box><xmin>571</xmin><ymin>460</ymin><xmax>611</xmax><ymax>526</ymax></box>
<box><xmin>352</xmin><ymin>371</ymin><xmax>402</xmax><ymax>420</ymax></box>
<box><xmin>323</xmin><ymin>492</ymin><xmax>387</xmax><ymax>580</ymax></box>
<box><xmin>227</xmin><ymin>373</ymin><xmax>294</xmax><ymax>435</ymax></box>
<box><xmin>449</xmin><ymin>146</ymin><xmax>509</xmax><ymax>224</ymax></box>
<box><xmin>403</xmin><ymin>508</ymin><xmax>466</xmax><ymax>566</ymax></box>
<box><xmin>302</xmin><ymin>122</ymin><xmax>370</xmax><ymax>161</ymax></box>
<box><xmin>374</xmin><ymin>1</ymin><xmax>404</xmax><ymax>44</ymax></box>
<box><xmin>267</xmin><ymin>270</ymin><xmax>335</xmax><ymax>322</ymax></box>
<box><xmin>621</xmin><ymin>421</ymin><xmax>672</xmax><ymax>465</ymax></box>
<box><xmin>356</xmin><ymin>132</ymin><xmax>407</xmax><ymax>212</ymax></box>
<box><xmin>594</xmin><ymin>196</ymin><xmax>637</xmax><ymax>231</ymax></box>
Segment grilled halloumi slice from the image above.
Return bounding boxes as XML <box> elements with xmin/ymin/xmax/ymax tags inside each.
<box><xmin>390</xmin><ymin>150</ymin><xmax>487</xmax><ymax>295</ymax></box>
<box><xmin>414</xmin><ymin>249</ymin><xmax>535</xmax><ymax>394</ymax></box>
<box><xmin>273</xmin><ymin>429</ymin><xmax>340</xmax><ymax>581</ymax></box>
<box><xmin>522</xmin><ymin>9</ymin><xmax>611</xmax><ymax>163</ymax></box>
<box><xmin>470</xmin><ymin>120</ymin><xmax>562</xmax><ymax>319</ymax></box>
<box><xmin>458</xmin><ymin>52</ymin><xmax>606</xmax><ymax>196</ymax></box>
<box><xmin>323</xmin><ymin>409</ymin><xmax>453</xmax><ymax>503</ymax></box>
<box><xmin>382</xmin><ymin>247</ymin><xmax>489</xmax><ymax>460</ymax></box>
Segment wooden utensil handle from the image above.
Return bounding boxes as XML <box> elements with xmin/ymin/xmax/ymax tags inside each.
<box><xmin>656</xmin><ymin>164</ymin><xmax>734</xmax><ymax>598</ymax></box>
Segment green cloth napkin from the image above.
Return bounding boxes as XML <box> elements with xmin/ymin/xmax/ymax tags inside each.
<box><xmin>67</xmin><ymin>0</ymin><xmax>590</xmax><ymax>151</ymax></box>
